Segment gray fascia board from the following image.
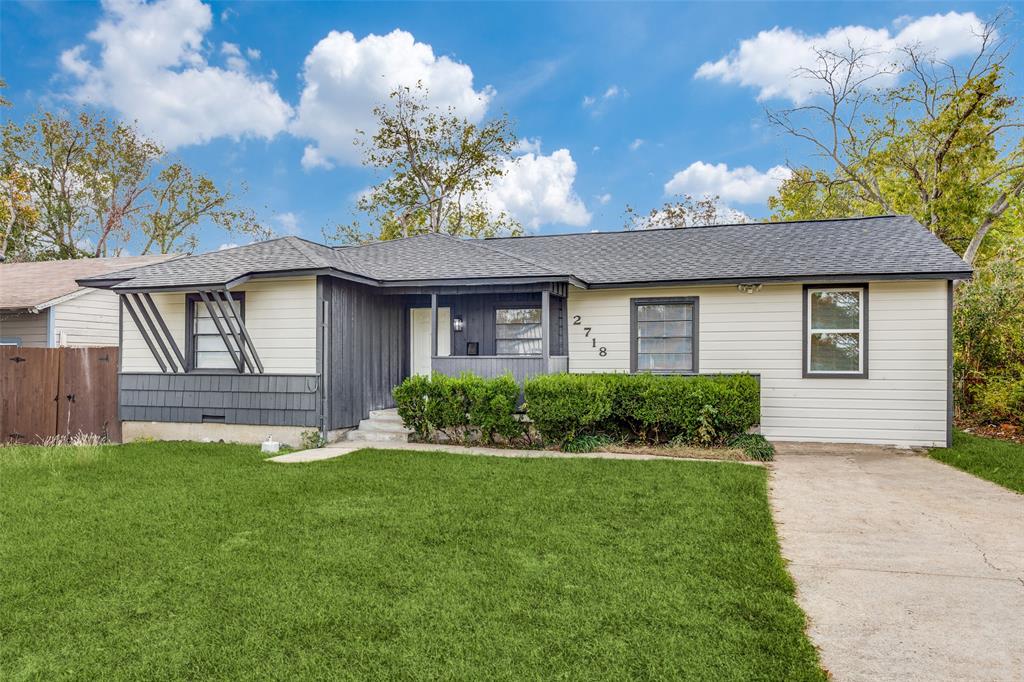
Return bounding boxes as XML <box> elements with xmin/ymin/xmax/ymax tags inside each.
<box><xmin>375</xmin><ymin>275</ymin><xmax>583</xmax><ymax>288</ymax></box>
<box><xmin>585</xmin><ymin>270</ymin><xmax>973</xmax><ymax>289</ymax></box>
<box><xmin>76</xmin><ymin>276</ymin><xmax>133</xmax><ymax>289</ymax></box>
<box><xmin>111</xmin><ymin>267</ymin><xmax>379</xmax><ymax>293</ymax></box>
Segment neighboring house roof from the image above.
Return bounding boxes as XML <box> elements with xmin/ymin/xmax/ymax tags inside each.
<box><xmin>77</xmin><ymin>215</ymin><xmax>972</xmax><ymax>292</ymax></box>
<box><xmin>0</xmin><ymin>254</ymin><xmax>180</xmax><ymax>312</ymax></box>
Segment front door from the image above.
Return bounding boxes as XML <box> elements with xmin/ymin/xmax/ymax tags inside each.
<box><xmin>410</xmin><ymin>307</ymin><xmax>451</xmax><ymax>376</ymax></box>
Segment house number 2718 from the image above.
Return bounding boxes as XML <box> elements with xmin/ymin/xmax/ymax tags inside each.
<box><xmin>572</xmin><ymin>315</ymin><xmax>607</xmax><ymax>356</ymax></box>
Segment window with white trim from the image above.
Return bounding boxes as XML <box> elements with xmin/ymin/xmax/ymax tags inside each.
<box><xmin>805</xmin><ymin>287</ymin><xmax>867</xmax><ymax>377</ymax></box>
<box><xmin>495</xmin><ymin>307</ymin><xmax>542</xmax><ymax>355</ymax></box>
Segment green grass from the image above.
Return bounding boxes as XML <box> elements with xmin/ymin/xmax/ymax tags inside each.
<box><xmin>930</xmin><ymin>430</ymin><xmax>1024</xmax><ymax>493</ymax></box>
<box><xmin>1</xmin><ymin>443</ymin><xmax>824</xmax><ymax>680</ymax></box>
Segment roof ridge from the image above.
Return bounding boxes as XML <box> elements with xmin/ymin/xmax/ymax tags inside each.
<box><xmin>482</xmin><ymin>214</ymin><xmax>904</xmax><ymax>241</ymax></box>
<box><xmin>435</xmin><ymin>232</ymin><xmax>564</xmax><ymax>276</ymax></box>
<box><xmin>281</xmin><ymin>235</ymin><xmax>335</xmax><ymax>269</ymax></box>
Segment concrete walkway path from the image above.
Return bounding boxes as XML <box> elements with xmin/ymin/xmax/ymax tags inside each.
<box><xmin>771</xmin><ymin>448</ymin><xmax>1024</xmax><ymax>681</ymax></box>
<box><xmin>267</xmin><ymin>441</ymin><xmax>762</xmax><ymax>464</ymax></box>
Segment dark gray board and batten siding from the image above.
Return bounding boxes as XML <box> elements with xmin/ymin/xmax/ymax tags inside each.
<box><xmin>119</xmin><ymin>373</ymin><xmax>320</xmax><ymax>426</ymax></box>
<box><xmin>322</xmin><ymin>277</ymin><xmax>408</xmax><ymax>430</ymax></box>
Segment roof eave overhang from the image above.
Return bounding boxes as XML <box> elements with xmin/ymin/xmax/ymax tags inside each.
<box><xmin>375</xmin><ymin>274</ymin><xmax>586</xmax><ymax>289</ymax></box>
<box><xmin>105</xmin><ymin>268</ymin><xmax>586</xmax><ymax>293</ymax></box>
<box><xmin>585</xmin><ymin>270</ymin><xmax>973</xmax><ymax>289</ymax></box>
<box><xmin>0</xmin><ymin>305</ymin><xmax>43</xmax><ymax>315</ymax></box>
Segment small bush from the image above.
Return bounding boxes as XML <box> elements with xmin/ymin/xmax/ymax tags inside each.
<box><xmin>973</xmin><ymin>368</ymin><xmax>1024</xmax><ymax>426</ymax></box>
<box><xmin>729</xmin><ymin>433</ymin><xmax>775</xmax><ymax>461</ymax></box>
<box><xmin>299</xmin><ymin>429</ymin><xmax>325</xmax><ymax>450</ymax></box>
<box><xmin>392</xmin><ymin>372</ymin><xmax>523</xmax><ymax>444</ymax></box>
<box><xmin>392</xmin><ymin>374</ymin><xmax>433</xmax><ymax>439</ymax></box>
<box><xmin>522</xmin><ymin>374</ymin><xmax>613</xmax><ymax>446</ymax></box>
<box><xmin>462</xmin><ymin>373</ymin><xmax>523</xmax><ymax>444</ymax></box>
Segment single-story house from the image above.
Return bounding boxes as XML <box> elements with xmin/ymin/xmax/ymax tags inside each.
<box><xmin>0</xmin><ymin>255</ymin><xmax>178</xmax><ymax>347</ymax></box>
<box><xmin>78</xmin><ymin>215</ymin><xmax>972</xmax><ymax>448</ymax></box>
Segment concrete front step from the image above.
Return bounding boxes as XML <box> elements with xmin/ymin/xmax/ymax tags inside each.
<box><xmin>357</xmin><ymin>418</ymin><xmax>413</xmax><ymax>434</ymax></box>
<box><xmin>368</xmin><ymin>408</ymin><xmax>401</xmax><ymax>420</ymax></box>
<box><xmin>345</xmin><ymin>430</ymin><xmax>409</xmax><ymax>443</ymax></box>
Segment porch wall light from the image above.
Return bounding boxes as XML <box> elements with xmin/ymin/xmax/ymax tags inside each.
<box><xmin>452</xmin><ymin>315</ymin><xmax>465</xmax><ymax>332</ymax></box>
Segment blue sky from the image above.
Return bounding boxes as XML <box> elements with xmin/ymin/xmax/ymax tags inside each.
<box><xmin>2</xmin><ymin>1</ymin><xmax>1018</xmax><ymax>252</ymax></box>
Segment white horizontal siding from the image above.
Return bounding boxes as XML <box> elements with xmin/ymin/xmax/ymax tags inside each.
<box><xmin>121</xmin><ymin>277</ymin><xmax>317</xmax><ymax>374</ymax></box>
<box><xmin>0</xmin><ymin>311</ymin><xmax>49</xmax><ymax>346</ymax></box>
<box><xmin>52</xmin><ymin>289</ymin><xmax>120</xmax><ymax>347</ymax></box>
<box><xmin>567</xmin><ymin>280</ymin><xmax>949</xmax><ymax>447</ymax></box>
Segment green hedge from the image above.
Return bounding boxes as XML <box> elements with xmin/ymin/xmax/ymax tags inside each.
<box><xmin>392</xmin><ymin>373</ymin><xmax>522</xmax><ymax>445</ymax></box>
<box><xmin>394</xmin><ymin>371</ymin><xmax>760</xmax><ymax>450</ymax></box>
<box><xmin>524</xmin><ymin>373</ymin><xmax>760</xmax><ymax>446</ymax></box>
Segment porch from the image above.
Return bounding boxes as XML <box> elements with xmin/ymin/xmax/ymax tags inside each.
<box><xmin>412</xmin><ymin>284</ymin><xmax>569</xmax><ymax>382</ymax></box>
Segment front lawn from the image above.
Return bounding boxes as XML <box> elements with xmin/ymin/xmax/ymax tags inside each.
<box><xmin>930</xmin><ymin>430</ymin><xmax>1024</xmax><ymax>493</ymax></box>
<box><xmin>1</xmin><ymin>443</ymin><xmax>823</xmax><ymax>680</ymax></box>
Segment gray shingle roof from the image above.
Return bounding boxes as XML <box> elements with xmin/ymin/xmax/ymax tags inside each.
<box><xmin>338</xmin><ymin>233</ymin><xmax>562</xmax><ymax>281</ymax></box>
<box><xmin>80</xmin><ymin>215</ymin><xmax>971</xmax><ymax>291</ymax></box>
<box><xmin>481</xmin><ymin>215</ymin><xmax>972</xmax><ymax>285</ymax></box>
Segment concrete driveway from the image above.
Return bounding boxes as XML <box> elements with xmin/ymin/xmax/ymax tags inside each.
<box><xmin>770</xmin><ymin>445</ymin><xmax>1024</xmax><ymax>682</ymax></box>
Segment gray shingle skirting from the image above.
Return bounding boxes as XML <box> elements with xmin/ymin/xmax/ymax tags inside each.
<box><xmin>119</xmin><ymin>373</ymin><xmax>320</xmax><ymax>427</ymax></box>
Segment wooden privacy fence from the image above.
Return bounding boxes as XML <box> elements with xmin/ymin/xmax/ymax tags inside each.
<box><xmin>0</xmin><ymin>347</ymin><xmax>120</xmax><ymax>444</ymax></box>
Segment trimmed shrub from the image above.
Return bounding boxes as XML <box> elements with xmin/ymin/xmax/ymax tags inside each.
<box><xmin>392</xmin><ymin>372</ymin><xmax>523</xmax><ymax>444</ymax></box>
<box><xmin>522</xmin><ymin>374</ymin><xmax>613</xmax><ymax>446</ymax></box>
<box><xmin>525</xmin><ymin>372</ymin><xmax>760</xmax><ymax>447</ymax></box>
<box><xmin>729</xmin><ymin>433</ymin><xmax>775</xmax><ymax>461</ymax></box>
<box><xmin>392</xmin><ymin>374</ymin><xmax>433</xmax><ymax>439</ymax></box>
<box><xmin>462</xmin><ymin>373</ymin><xmax>523</xmax><ymax>444</ymax></box>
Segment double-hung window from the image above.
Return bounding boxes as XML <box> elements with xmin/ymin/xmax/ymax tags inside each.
<box><xmin>495</xmin><ymin>307</ymin><xmax>542</xmax><ymax>355</ymax></box>
<box><xmin>187</xmin><ymin>293</ymin><xmax>245</xmax><ymax>371</ymax></box>
<box><xmin>630</xmin><ymin>297</ymin><xmax>698</xmax><ymax>373</ymax></box>
<box><xmin>804</xmin><ymin>286</ymin><xmax>867</xmax><ymax>378</ymax></box>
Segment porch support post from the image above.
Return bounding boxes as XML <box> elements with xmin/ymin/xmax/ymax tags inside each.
<box><xmin>541</xmin><ymin>289</ymin><xmax>550</xmax><ymax>367</ymax></box>
<box><xmin>430</xmin><ymin>293</ymin><xmax>438</xmax><ymax>360</ymax></box>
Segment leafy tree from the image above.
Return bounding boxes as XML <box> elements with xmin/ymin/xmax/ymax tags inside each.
<box><xmin>767</xmin><ymin>18</ymin><xmax>1023</xmax><ymax>265</ymax></box>
<box><xmin>623</xmin><ymin>194</ymin><xmax>748</xmax><ymax>229</ymax></box>
<box><xmin>1</xmin><ymin>110</ymin><xmax>268</xmax><ymax>261</ymax></box>
<box><xmin>0</xmin><ymin>166</ymin><xmax>39</xmax><ymax>260</ymax></box>
<box><xmin>327</xmin><ymin>82</ymin><xmax>521</xmax><ymax>244</ymax></box>
<box><xmin>953</xmin><ymin>240</ymin><xmax>1024</xmax><ymax>424</ymax></box>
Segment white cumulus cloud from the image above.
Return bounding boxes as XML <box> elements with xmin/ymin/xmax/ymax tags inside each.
<box><xmin>695</xmin><ymin>11</ymin><xmax>989</xmax><ymax>104</ymax></box>
<box><xmin>60</xmin><ymin>0</ymin><xmax>293</xmax><ymax>148</ymax></box>
<box><xmin>486</xmin><ymin>149</ymin><xmax>591</xmax><ymax>230</ymax></box>
<box><xmin>274</xmin><ymin>212</ymin><xmax>301</xmax><ymax>235</ymax></box>
<box><xmin>664</xmin><ymin>161</ymin><xmax>792</xmax><ymax>205</ymax></box>
<box><xmin>291</xmin><ymin>29</ymin><xmax>493</xmax><ymax>167</ymax></box>
<box><xmin>511</xmin><ymin>137</ymin><xmax>542</xmax><ymax>155</ymax></box>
